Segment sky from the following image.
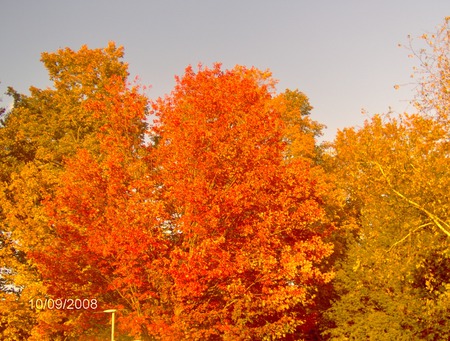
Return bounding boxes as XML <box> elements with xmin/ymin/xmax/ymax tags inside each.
<box><xmin>1</xmin><ymin>1</ymin><xmax>449</xmax><ymax>142</ymax></box>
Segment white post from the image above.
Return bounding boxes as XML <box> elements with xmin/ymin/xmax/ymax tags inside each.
<box><xmin>104</xmin><ymin>309</ymin><xmax>117</xmax><ymax>341</ymax></box>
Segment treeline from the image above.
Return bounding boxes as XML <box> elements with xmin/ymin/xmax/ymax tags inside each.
<box><xmin>0</xmin><ymin>18</ymin><xmax>448</xmax><ymax>340</ymax></box>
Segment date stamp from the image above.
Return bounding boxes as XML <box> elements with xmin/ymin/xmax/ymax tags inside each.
<box><xmin>29</xmin><ymin>298</ymin><xmax>98</xmax><ymax>310</ymax></box>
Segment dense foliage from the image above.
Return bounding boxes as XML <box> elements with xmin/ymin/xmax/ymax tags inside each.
<box><xmin>0</xmin><ymin>17</ymin><xmax>448</xmax><ymax>340</ymax></box>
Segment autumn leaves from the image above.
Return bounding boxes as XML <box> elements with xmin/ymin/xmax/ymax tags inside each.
<box><xmin>150</xmin><ymin>64</ymin><xmax>333</xmax><ymax>339</ymax></box>
<box><xmin>323</xmin><ymin>19</ymin><xmax>450</xmax><ymax>339</ymax></box>
<box><xmin>0</xmin><ymin>52</ymin><xmax>333</xmax><ymax>339</ymax></box>
<box><xmin>1</xmin><ymin>17</ymin><xmax>449</xmax><ymax>340</ymax></box>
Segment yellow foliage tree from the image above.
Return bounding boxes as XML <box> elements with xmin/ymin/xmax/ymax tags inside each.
<box><xmin>324</xmin><ymin>18</ymin><xmax>450</xmax><ymax>339</ymax></box>
<box><xmin>0</xmin><ymin>43</ymin><xmax>131</xmax><ymax>339</ymax></box>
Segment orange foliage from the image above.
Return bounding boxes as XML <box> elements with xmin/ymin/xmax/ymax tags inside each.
<box><xmin>6</xmin><ymin>50</ymin><xmax>334</xmax><ymax>338</ymax></box>
<box><xmin>151</xmin><ymin>64</ymin><xmax>333</xmax><ymax>339</ymax></box>
<box><xmin>31</xmin><ymin>78</ymin><xmax>171</xmax><ymax>339</ymax></box>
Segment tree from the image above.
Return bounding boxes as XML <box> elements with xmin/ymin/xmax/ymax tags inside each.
<box><xmin>151</xmin><ymin>64</ymin><xmax>334</xmax><ymax>340</ymax></box>
<box><xmin>1</xmin><ymin>45</ymin><xmax>335</xmax><ymax>338</ymax></box>
<box><xmin>0</xmin><ymin>43</ymin><xmax>131</xmax><ymax>339</ymax></box>
<box><xmin>323</xmin><ymin>18</ymin><xmax>450</xmax><ymax>340</ymax></box>
<box><xmin>273</xmin><ymin>89</ymin><xmax>324</xmax><ymax>162</ymax></box>
<box><xmin>408</xmin><ymin>16</ymin><xmax>450</xmax><ymax>124</ymax></box>
<box><xmin>324</xmin><ymin>114</ymin><xmax>450</xmax><ymax>339</ymax></box>
<box><xmin>30</xmin><ymin>76</ymin><xmax>173</xmax><ymax>340</ymax></box>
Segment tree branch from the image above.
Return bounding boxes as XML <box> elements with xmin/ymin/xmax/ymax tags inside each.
<box><xmin>373</xmin><ymin>162</ymin><xmax>450</xmax><ymax>238</ymax></box>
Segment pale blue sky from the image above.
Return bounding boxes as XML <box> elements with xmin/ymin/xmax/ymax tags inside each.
<box><xmin>1</xmin><ymin>1</ymin><xmax>449</xmax><ymax>141</ymax></box>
